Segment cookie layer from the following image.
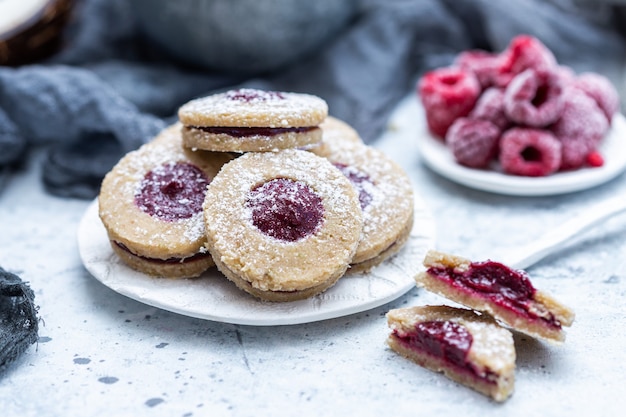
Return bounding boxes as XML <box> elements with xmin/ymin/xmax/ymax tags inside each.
<box><xmin>98</xmin><ymin>123</ymin><xmax>234</xmax><ymax>278</ymax></box>
<box><xmin>179</xmin><ymin>88</ymin><xmax>328</xmax><ymax>152</ymax></box>
<box><xmin>415</xmin><ymin>250</ymin><xmax>575</xmax><ymax>343</ymax></box>
<box><xmin>203</xmin><ymin>149</ymin><xmax>363</xmax><ymax>301</ymax></box>
<box><xmin>387</xmin><ymin>305</ymin><xmax>516</xmax><ymax>402</ymax></box>
<box><xmin>312</xmin><ymin>141</ymin><xmax>415</xmax><ymax>271</ymax></box>
<box><xmin>311</xmin><ymin>115</ymin><xmax>362</xmax><ymax>157</ymax></box>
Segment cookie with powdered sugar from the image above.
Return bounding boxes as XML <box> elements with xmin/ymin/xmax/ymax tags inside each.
<box><xmin>387</xmin><ymin>305</ymin><xmax>516</xmax><ymax>402</ymax></box>
<box><xmin>415</xmin><ymin>250</ymin><xmax>575</xmax><ymax>343</ymax></box>
<box><xmin>178</xmin><ymin>88</ymin><xmax>328</xmax><ymax>152</ymax></box>
<box><xmin>310</xmin><ymin>115</ymin><xmax>363</xmax><ymax>156</ymax></box>
<box><xmin>98</xmin><ymin>123</ymin><xmax>234</xmax><ymax>278</ymax></box>
<box><xmin>203</xmin><ymin>149</ymin><xmax>363</xmax><ymax>302</ymax></box>
<box><xmin>311</xmin><ymin>141</ymin><xmax>414</xmax><ymax>273</ymax></box>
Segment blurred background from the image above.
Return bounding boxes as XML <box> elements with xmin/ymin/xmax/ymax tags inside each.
<box><xmin>1</xmin><ymin>0</ymin><xmax>626</xmax><ymax>197</ymax></box>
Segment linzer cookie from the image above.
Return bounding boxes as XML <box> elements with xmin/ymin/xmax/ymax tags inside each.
<box><xmin>203</xmin><ymin>149</ymin><xmax>363</xmax><ymax>302</ymax></box>
<box><xmin>98</xmin><ymin>123</ymin><xmax>234</xmax><ymax>278</ymax></box>
<box><xmin>311</xmin><ymin>141</ymin><xmax>414</xmax><ymax>272</ymax></box>
<box><xmin>387</xmin><ymin>305</ymin><xmax>516</xmax><ymax>402</ymax></box>
<box><xmin>311</xmin><ymin>115</ymin><xmax>363</xmax><ymax>157</ymax></box>
<box><xmin>415</xmin><ymin>250</ymin><xmax>575</xmax><ymax>343</ymax></box>
<box><xmin>178</xmin><ymin>88</ymin><xmax>328</xmax><ymax>152</ymax></box>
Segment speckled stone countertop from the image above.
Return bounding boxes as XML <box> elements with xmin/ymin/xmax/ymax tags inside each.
<box><xmin>1</xmin><ymin>98</ymin><xmax>626</xmax><ymax>417</ymax></box>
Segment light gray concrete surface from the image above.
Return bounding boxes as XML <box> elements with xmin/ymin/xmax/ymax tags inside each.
<box><xmin>1</xmin><ymin>96</ymin><xmax>625</xmax><ymax>417</ymax></box>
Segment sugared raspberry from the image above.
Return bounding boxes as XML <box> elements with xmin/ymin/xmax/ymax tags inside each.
<box><xmin>469</xmin><ymin>87</ymin><xmax>509</xmax><ymax>130</ymax></box>
<box><xmin>503</xmin><ymin>68</ymin><xmax>565</xmax><ymax>127</ymax></box>
<box><xmin>495</xmin><ymin>35</ymin><xmax>557</xmax><ymax>87</ymax></box>
<box><xmin>555</xmin><ymin>65</ymin><xmax>576</xmax><ymax>85</ymax></box>
<box><xmin>572</xmin><ymin>72</ymin><xmax>620</xmax><ymax>124</ymax></box>
<box><xmin>551</xmin><ymin>88</ymin><xmax>609</xmax><ymax>170</ymax></box>
<box><xmin>455</xmin><ymin>50</ymin><xmax>502</xmax><ymax>89</ymax></box>
<box><xmin>446</xmin><ymin>118</ymin><xmax>500</xmax><ymax>169</ymax></box>
<box><xmin>499</xmin><ymin>128</ymin><xmax>562</xmax><ymax>176</ymax></box>
<box><xmin>418</xmin><ymin>66</ymin><xmax>481</xmax><ymax>139</ymax></box>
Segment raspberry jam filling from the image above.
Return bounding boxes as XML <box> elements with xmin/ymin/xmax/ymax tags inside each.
<box><xmin>193</xmin><ymin>125</ymin><xmax>316</xmax><ymax>137</ymax></box>
<box><xmin>135</xmin><ymin>162</ymin><xmax>209</xmax><ymax>222</ymax></box>
<box><xmin>393</xmin><ymin>320</ymin><xmax>496</xmax><ymax>384</ymax></box>
<box><xmin>333</xmin><ymin>163</ymin><xmax>373</xmax><ymax>210</ymax></box>
<box><xmin>114</xmin><ymin>242</ymin><xmax>210</xmax><ymax>264</ymax></box>
<box><xmin>246</xmin><ymin>177</ymin><xmax>324</xmax><ymax>242</ymax></box>
<box><xmin>427</xmin><ymin>261</ymin><xmax>561</xmax><ymax>328</ymax></box>
<box><xmin>226</xmin><ymin>89</ymin><xmax>285</xmax><ymax>102</ymax></box>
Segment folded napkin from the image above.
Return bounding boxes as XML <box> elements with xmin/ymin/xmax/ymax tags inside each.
<box><xmin>0</xmin><ymin>268</ymin><xmax>39</xmax><ymax>373</ymax></box>
<box><xmin>0</xmin><ymin>0</ymin><xmax>623</xmax><ymax>200</ymax></box>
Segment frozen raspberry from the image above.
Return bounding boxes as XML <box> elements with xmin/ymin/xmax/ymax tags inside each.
<box><xmin>499</xmin><ymin>128</ymin><xmax>562</xmax><ymax>176</ymax></box>
<box><xmin>418</xmin><ymin>66</ymin><xmax>481</xmax><ymax>139</ymax></box>
<box><xmin>503</xmin><ymin>68</ymin><xmax>565</xmax><ymax>127</ymax></box>
<box><xmin>559</xmin><ymin>137</ymin><xmax>600</xmax><ymax>171</ymax></box>
<box><xmin>446</xmin><ymin>118</ymin><xmax>500</xmax><ymax>169</ymax></box>
<box><xmin>469</xmin><ymin>87</ymin><xmax>509</xmax><ymax>130</ymax></box>
<box><xmin>551</xmin><ymin>88</ymin><xmax>609</xmax><ymax>170</ymax></box>
<box><xmin>555</xmin><ymin>65</ymin><xmax>576</xmax><ymax>85</ymax></box>
<box><xmin>495</xmin><ymin>35</ymin><xmax>557</xmax><ymax>87</ymax></box>
<box><xmin>572</xmin><ymin>72</ymin><xmax>620</xmax><ymax>124</ymax></box>
<box><xmin>455</xmin><ymin>50</ymin><xmax>502</xmax><ymax>89</ymax></box>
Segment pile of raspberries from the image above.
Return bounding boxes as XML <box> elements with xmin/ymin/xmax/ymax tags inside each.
<box><xmin>418</xmin><ymin>35</ymin><xmax>620</xmax><ymax>176</ymax></box>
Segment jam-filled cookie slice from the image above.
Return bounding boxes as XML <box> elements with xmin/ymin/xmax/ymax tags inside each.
<box><xmin>203</xmin><ymin>149</ymin><xmax>363</xmax><ymax>302</ymax></box>
<box><xmin>387</xmin><ymin>305</ymin><xmax>516</xmax><ymax>402</ymax></box>
<box><xmin>99</xmin><ymin>123</ymin><xmax>234</xmax><ymax>278</ymax></box>
<box><xmin>179</xmin><ymin>88</ymin><xmax>328</xmax><ymax>152</ymax></box>
<box><xmin>415</xmin><ymin>250</ymin><xmax>575</xmax><ymax>343</ymax></box>
<box><xmin>312</xmin><ymin>141</ymin><xmax>414</xmax><ymax>272</ymax></box>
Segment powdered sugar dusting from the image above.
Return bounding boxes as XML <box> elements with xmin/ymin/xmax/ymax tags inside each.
<box><xmin>246</xmin><ymin>178</ymin><xmax>324</xmax><ymax>242</ymax></box>
<box><xmin>134</xmin><ymin>161</ymin><xmax>209</xmax><ymax>222</ymax></box>
<box><xmin>388</xmin><ymin>306</ymin><xmax>515</xmax><ymax>374</ymax></box>
<box><xmin>225</xmin><ymin>88</ymin><xmax>285</xmax><ymax>102</ymax></box>
<box><xmin>178</xmin><ymin>88</ymin><xmax>328</xmax><ymax>128</ymax></box>
<box><xmin>204</xmin><ymin>148</ymin><xmax>362</xmax><ymax>291</ymax></box>
<box><xmin>99</xmin><ymin>124</ymin><xmax>225</xmax><ymax>253</ymax></box>
<box><xmin>311</xmin><ymin>141</ymin><xmax>414</xmax><ymax>260</ymax></box>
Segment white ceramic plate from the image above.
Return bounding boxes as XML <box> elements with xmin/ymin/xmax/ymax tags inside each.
<box><xmin>396</xmin><ymin>96</ymin><xmax>626</xmax><ymax>196</ymax></box>
<box><xmin>78</xmin><ymin>197</ymin><xmax>435</xmax><ymax>326</ymax></box>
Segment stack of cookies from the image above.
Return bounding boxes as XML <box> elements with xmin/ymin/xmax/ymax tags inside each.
<box><xmin>99</xmin><ymin>88</ymin><xmax>415</xmax><ymax>302</ymax></box>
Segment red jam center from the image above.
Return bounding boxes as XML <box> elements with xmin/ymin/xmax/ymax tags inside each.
<box><xmin>333</xmin><ymin>163</ymin><xmax>373</xmax><ymax>210</ymax></box>
<box><xmin>428</xmin><ymin>261</ymin><xmax>559</xmax><ymax>327</ymax></box>
<box><xmin>135</xmin><ymin>162</ymin><xmax>209</xmax><ymax>222</ymax></box>
<box><xmin>226</xmin><ymin>89</ymin><xmax>285</xmax><ymax>102</ymax></box>
<box><xmin>394</xmin><ymin>320</ymin><xmax>498</xmax><ymax>385</ymax></box>
<box><xmin>246</xmin><ymin>178</ymin><xmax>324</xmax><ymax>242</ymax></box>
<box><xmin>414</xmin><ymin>320</ymin><xmax>472</xmax><ymax>368</ymax></box>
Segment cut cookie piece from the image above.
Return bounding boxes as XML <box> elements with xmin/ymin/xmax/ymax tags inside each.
<box><xmin>98</xmin><ymin>123</ymin><xmax>234</xmax><ymax>278</ymax></box>
<box><xmin>415</xmin><ymin>250</ymin><xmax>575</xmax><ymax>343</ymax></box>
<box><xmin>203</xmin><ymin>149</ymin><xmax>363</xmax><ymax>302</ymax></box>
<box><xmin>387</xmin><ymin>305</ymin><xmax>515</xmax><ymax>402</ymax></box>
<box><xmin>312</xmin><ymin>141</ymin><xmax>414</xmax><ymax>272</ymax></box>
<box><xmin>178</xmin><ymin>88</ymin><xmax>328</xmax><ymax>152</ymax></box>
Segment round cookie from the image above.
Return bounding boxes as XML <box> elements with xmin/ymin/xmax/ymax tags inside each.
<box><xmin>178</xmin><ymin>88</ymin><xmax>328</xmax><ymax>152</ymax></box>
<box><xmin>203</xmin><ymin>149</ymin><xmax>363</xmax><ymax>302</ymax></box>
<box><xmin>310</xmin><ymin>115</ymin><xmax>363</xmax><ymax>156</ymax></box>
<box><xmin>312</xmin><ymin>141</ymin><xmax>414</xmax><ymax>273</ymax></box>
<box><xmin>99</xmin><ymin>123</ymin><xmax>234</xmax><ymax>278</ymax></box>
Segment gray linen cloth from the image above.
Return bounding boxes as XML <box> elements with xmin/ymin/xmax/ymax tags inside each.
<box><xmin>0</xmin><ymin>0</ymin><xmax>623</xmax><ymax>199</ymax></box>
